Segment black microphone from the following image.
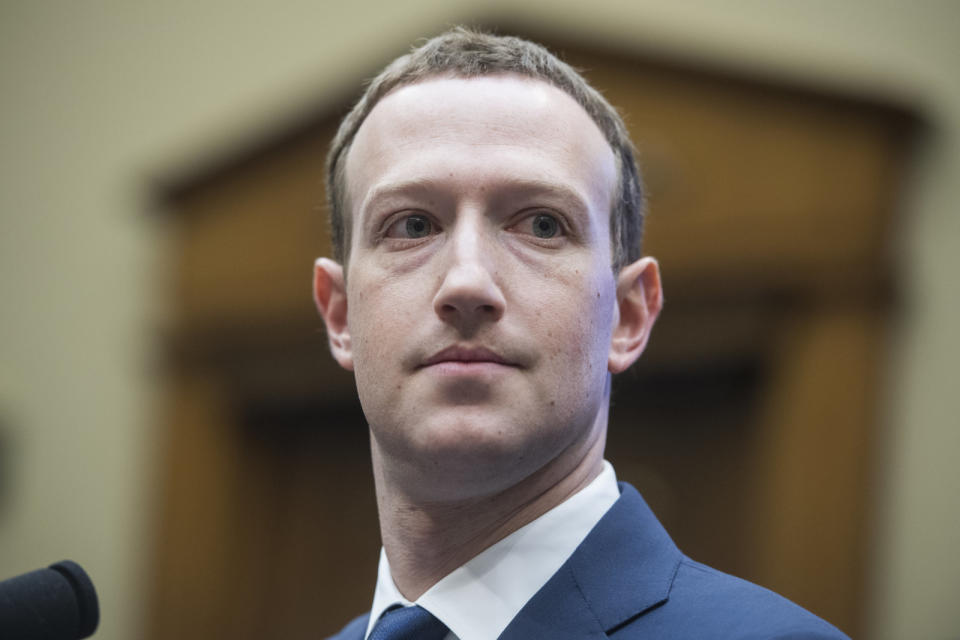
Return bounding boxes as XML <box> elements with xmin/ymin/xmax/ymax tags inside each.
<box><xmin>0</xmin><ymin>560</ymin><xmax>99</xmax><ymax>639</ymax></box>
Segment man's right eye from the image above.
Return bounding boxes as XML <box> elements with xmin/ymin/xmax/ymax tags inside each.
<box><xmin>385</xmin><ymin>214</ymin><xmax>434</xmax><ymax>239</ymax></box>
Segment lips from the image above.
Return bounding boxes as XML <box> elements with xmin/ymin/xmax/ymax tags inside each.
<box><xmin>421</xmin><ymin>345</ymin><xmax>516</xmax><ymax>368</ymax></box>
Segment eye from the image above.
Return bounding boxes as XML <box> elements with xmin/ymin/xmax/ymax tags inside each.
<box><xmin>385</xmin><ymin>214</ymin><xmax>435</xmax><ymax>239</ymax></box>
<box><xmin>530</xmin><ymin>213</ymin><xmax>560</xmax><ymax>239</ymax></box>
<box><xmin>511</xmin><ymin>211</ymin><xmax>564</xmax><ymax>240</ymax></box>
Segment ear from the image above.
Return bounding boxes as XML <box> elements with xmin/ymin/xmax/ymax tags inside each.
<box><xmin>608</xmin><ymin>257</ymin><xmax>663</xmax><ymax>374</ymax></box>
<box><xmin>313</xmin><ymin>257</ymin><xmax>353</xmax><ymax>371</ymax></box>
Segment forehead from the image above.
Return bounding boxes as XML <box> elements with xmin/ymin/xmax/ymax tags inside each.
<box><xmin>343</xmin><ymin>75</ymin><xmax>616</xmax><ymax>220</ymax></box>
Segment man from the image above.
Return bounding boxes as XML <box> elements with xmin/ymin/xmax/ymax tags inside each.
<box><xmin>314</xmin><ymin>28</ymin><xmax>848</xmax><ymax>639</ymax></box>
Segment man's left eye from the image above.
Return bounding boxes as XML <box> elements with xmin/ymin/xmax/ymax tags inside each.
<box><xmin>527</xmin><ymin>213</ymin><xmax>561</xmax><ymax>239</ymax></box>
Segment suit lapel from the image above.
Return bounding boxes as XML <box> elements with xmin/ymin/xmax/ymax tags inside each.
<box><xmin>499</xmin><ymin>482</ymin><xmax>681</xmax><ymax>638</ymax></box>
<box><xmin>497</xmin><ymin>563</ymin><xmax>607</xmax><ymax>640</ymax></box>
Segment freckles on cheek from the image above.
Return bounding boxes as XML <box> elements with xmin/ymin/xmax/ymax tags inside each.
<box><xmin>550</xmin><ymin>288</ymin><xmax>614</xmax><ymax>361</ymax></box>
<box><xmin>352</xmin><ymin>281</ymin><xmax>420</xmax><ymax>359</ymax></box>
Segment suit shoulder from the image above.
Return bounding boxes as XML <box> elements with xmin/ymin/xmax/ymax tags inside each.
<box><xmin>325</xmin><ymin>612</ymin><xmax>369</xmax><ymax>640</ymax></box>
<box><xmin>622</xmin><ymin>557</ymin><xmax>849</xmax><ymax>639</ymax></box>
<box><xmin>674</xmin><ymin>558</ymin><xmax>850</xmax><ymax>638</ymax></box>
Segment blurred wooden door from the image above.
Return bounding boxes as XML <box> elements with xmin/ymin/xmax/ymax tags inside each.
<box><xmin>148</xmin><ymin>32</ymin><xmax>917</xmax><ymax>639</ymax></box>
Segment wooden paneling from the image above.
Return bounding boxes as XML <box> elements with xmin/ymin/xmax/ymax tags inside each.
<box><xmin>148</xmin><ymin>372</ymin><xmax>379</xmax><ymax>639</ymax></box>
<box><xmin>174</xmin><ymin>129</ymin><xmax>333</xmax><ymax>329</ymax></box>
<box><xmin>748</xmin><ymin>306</ymin><xmax>884</xmax><ymax>631</ymax></box>
<box><xmin>574</xmin><ymin>51</ymin><xmax>907</xmax><ymax>295</ymax></box>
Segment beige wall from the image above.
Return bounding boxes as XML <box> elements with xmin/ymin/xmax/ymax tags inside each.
<box><xmin>1</xmin><ymin>2</ymin><xmax>957</xmax><ymax>638</ymax></box>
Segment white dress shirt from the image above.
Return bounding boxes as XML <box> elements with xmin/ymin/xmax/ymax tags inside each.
<box><xmin>364</xmin><ymin>461</ymin><xmax>620</xmax><ymax>640</ymax></box>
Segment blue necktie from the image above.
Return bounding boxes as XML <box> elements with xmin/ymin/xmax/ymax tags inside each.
<box><xmin>368</xmin><ymin>605</ymin><xmax>449</xmax><ymax>640</ymax></box>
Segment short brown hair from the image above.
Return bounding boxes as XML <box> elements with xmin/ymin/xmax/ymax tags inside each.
<box><xmin>326</xmin><ymin>27</ymin><xmax>644</xmax><ymax>270</ymax></box>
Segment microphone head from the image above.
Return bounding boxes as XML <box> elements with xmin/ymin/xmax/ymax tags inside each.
<box><xmin>49</xmin><ymin>561</ymin><xmax>99</xmax><ymax>638</ymax></box>
<box><xmin>0</xmin><ymin>559</ymin><xmax>100</xmax><ymax>639</ymax></box>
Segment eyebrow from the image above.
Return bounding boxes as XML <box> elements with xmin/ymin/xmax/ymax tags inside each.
<box><xmin>359</xmin><ymin>178</ymin><xmax>441</xmax><ymax>213</ymax></box>
<box><xmin>360</xmin><ymin>177</ymin><xmax>594</xmax><ymax>219</ymax></box>
<box><xmin>491</xmin><ymin>178</ymin><xmax>593</xmax><ymax>216</ymax></box>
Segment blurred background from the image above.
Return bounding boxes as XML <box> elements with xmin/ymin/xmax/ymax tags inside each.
<box><xmin>1</xmin><ymin>1</ymin><xmax>958</xmax><ymax>639</ymax></box>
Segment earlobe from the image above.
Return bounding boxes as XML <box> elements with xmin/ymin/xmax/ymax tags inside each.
<box><xmin>608</xmin><ymin>257</ymin><xmax>663</xmax><ymax>374</ymax></box>
<box><xmin>313</xmin><ymin>257</ymin><xmax>354</xmax><ymax>371</ymax></box>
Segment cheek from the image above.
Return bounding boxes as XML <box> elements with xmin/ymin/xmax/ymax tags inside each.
<box><xmin>536</xmin><ymin>273</ymin><xmax>616</xmax><ymax>369</ymax></box>
<box><xmin>347</xmin><ymin>273</ymin><xmax>424</xmax><ymax>367</ymax></box>
<box><xmin>347</xmin><ymin>280</ymin><xmax>387</xmax><ymax>362</ymax></box>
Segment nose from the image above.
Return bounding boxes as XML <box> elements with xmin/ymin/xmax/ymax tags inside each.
<box><xmin>433</xmin><ymin>221</ymin><xmax>506</xmax><ymax>330</ymax></box>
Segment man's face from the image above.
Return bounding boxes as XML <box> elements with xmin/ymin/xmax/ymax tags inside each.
<box><xmin>319</xmin><ymin>75</ymin><xmax>652</xmax><ymax>501</ymax></box>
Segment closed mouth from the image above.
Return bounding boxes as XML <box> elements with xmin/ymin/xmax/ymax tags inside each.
<box><xmin>421</xmin><ymin>345</ymin><xmax>515</xmax><ymax>368</ymax></box>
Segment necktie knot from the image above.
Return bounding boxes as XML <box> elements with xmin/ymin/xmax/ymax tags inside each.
<box><xmin>368</xmin><ymin>605</ymin><xmax>448</xmax><ymax>640</ymax></box>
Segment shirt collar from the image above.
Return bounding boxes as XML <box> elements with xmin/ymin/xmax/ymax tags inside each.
<box><xmin>365</xmin><ymin>461</ymin><xmax>620</xmax><ymax>640</ymax></box>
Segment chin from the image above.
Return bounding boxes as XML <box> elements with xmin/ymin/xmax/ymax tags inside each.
<box><xmin>390</xmin><ymin>412</ymin><xmax>574</xmax><ymax>501</ymax></box>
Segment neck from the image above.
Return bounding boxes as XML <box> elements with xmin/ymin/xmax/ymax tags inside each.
<box><xmin>373</xmin><ymin>426</ymin><xmax>606</xmax><ymax>600</ymax></box>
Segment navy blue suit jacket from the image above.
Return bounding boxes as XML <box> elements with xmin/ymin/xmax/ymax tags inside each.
<box><xmin>327</xmin><ymin>483</ymin><xmax>848</xmax><ymax>639</ymax></box>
